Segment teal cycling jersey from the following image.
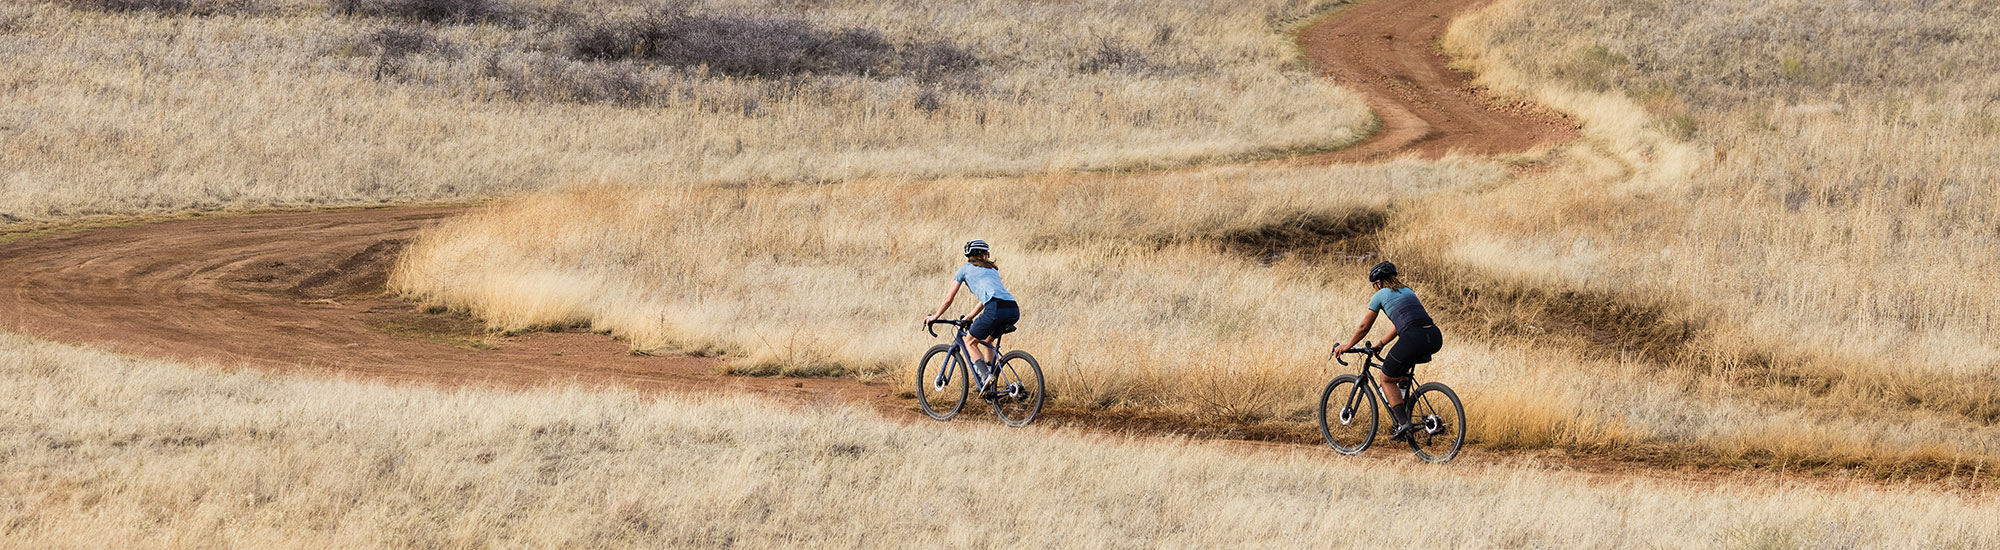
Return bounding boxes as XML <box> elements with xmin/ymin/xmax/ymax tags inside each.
<box><xmin>1367</xmin><ymin>287</ymin><xmax>1434</xmax><ymax>330</ymax></box>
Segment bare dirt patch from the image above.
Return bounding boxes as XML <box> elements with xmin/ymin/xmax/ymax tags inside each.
<box><xmin>1289</xmin><ymin>0</ymin><xmax>1579</xmax><ymax>163</ymax></box>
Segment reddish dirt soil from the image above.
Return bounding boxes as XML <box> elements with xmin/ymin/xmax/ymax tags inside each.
<box><xmin>3</xmin><ymin>1</ymin><xmax>1960</xmax><ymax>491</ymax></box>
<box><xmin>0</xmin><ymin>207</ymin><xmax>891</xmax><ymax>408</ymax></box>
<box><xmin>1291</xmin><ymin>0</ymin><xmax>1578</xmax><ymax>163</ymax></box>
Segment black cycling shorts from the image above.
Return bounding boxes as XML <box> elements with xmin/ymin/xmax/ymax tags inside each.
<box><xmin>968</xmin><ymin>299</ymin><xmax>1019</xmax><ymax>340</ymax></box>
<box><xmin>1379</xmin><ymin>324</ymin><xmax>1441</xmax><ymax>379</ymax></box>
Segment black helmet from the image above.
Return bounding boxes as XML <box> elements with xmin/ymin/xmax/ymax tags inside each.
<box><xmin>964</xmin><ymin>239</ymin><xmax>990</xmax><ymax>256</ymax></box>
<box><xmin>1368</xmin><ymin>261</ymin><xmax>1398</xmax><ymax>282</ymax></box>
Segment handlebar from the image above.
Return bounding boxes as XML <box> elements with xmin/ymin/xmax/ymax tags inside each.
<box><xmin>1331</xmin><ymin>341</ymin><xmax>1379</xmax><ymax>366</ymax></box>
<box><xmin>925</xmin><ymin>317</ymin><xmax>969</xmax><ymax>338</ymax></box>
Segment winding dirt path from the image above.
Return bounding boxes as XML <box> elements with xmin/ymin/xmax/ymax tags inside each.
<box><xmin>1</xmin><ymin>0</ymin><xmax>1567</xmax><ymax>396</ymax></box>
<box><xmin>1293</xmin><ymin>0</ymin><xmax>1576</xmax><ymax>162</ymax></box>
<box><xmin>0</xmin><ymin>0</ymin><xmax>1810</xmax><ymax>485</ymax></box>
<box><xmin>0</xmin><ymin>207</ymin><xmax>886</xmax><ymax>406</ymax></box>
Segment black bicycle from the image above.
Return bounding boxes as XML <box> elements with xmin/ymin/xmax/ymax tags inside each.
<box><xmin>917</xmin><ymin>317</ymin><xmax>1045</xmax><ymax>427</ymax></box>
<box><xmin>1318</xmin><ymin>341</ymin><xmax>1466</xmax><ymax>463</ymax></box>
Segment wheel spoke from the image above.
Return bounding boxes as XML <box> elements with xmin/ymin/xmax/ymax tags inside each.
<box><xmin>991</xmin><ymin>351</ymin><xmax>1044</xmax><ymax>427</ymax></box>
<box><xmin>1406</xmin><ymin>383</ymin><xmax>1466</xmax><ymax>463</ymax></box>
<box><xmin>916</xmin><ymin>346</ymin><xmax>969</xmax><ymax>421</ymax></box>
<box><xmin>1317</xmin><ymin>375</ymin><xmax>1376</xmax><ymax>455</ymax></box>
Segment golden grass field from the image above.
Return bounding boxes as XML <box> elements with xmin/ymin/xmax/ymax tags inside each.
<box><xmin>6</xmin><ymin>333</ymin><xmax>1998</xmax><ymax>548</ymax></box>
<box><xmin>4</xmin><ymin>0</ymin><xmax>2000</xmax><ymax>544</ymax></box>
<box><xmin>391</xmin><ymin>0</ymin><xmax>2000</xmax><ymax>477</ymax></box>
<box><xmin>0</xmin><ymin>0</ymin><xmax>1366</xmax><ymax>221</ymax></box>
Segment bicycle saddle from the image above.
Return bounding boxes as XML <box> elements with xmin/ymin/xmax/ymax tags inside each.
<box><xmin>996</xmin><ymin>325</ymin><xmax>1017</xmax><ymax>335</ymax></box>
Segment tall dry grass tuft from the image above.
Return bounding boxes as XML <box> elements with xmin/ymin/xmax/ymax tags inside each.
<box><xmin>5</xmin><ymin>333</ymin><xmax>1998</xmax><ymax>547</ymax></box>
<box><xmin>393</xmin><ymin>161</ymin><xmax>1502</xmax><ymax>419</ymax></box>
<box><xmin>0</xmin><ymin>0</ymin><xmax>1367</xmax><ymax>223</ymax></box>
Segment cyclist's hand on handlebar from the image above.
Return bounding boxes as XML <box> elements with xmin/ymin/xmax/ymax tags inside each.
<box><xmin>1331</xmin><ymin>343</ymin><xmax>1351</xmax><ymax>357</ymax></box>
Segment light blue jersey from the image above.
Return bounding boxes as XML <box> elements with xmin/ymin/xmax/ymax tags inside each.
<box><xmin>954</xmin><ymin>264</ymin><xmax>1016</xmax><ymax>303</ymax></box>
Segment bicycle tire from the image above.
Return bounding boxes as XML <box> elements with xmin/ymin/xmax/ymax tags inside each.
<box><xmin>915</xmin><ymin>344</ymin><xmax>969</xmax><ymax>421</ymax></box>
<box><xmin>1317</xmin><ymin>374</ymin><xmax>1377</xmax><ymax>455</ymax></box>
<box><xmin>1406</xmin><ymin>382</ymin><xmax>1466</xmax><ymax>463</ymax></box>
<box><xmin>990</xmin><ymin>350</ymin><xmax>1045</xmax><ymax>428</ymax></box>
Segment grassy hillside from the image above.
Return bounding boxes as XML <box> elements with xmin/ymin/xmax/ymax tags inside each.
<box><xmin>391</xmin><ymin>0</ymin><xmax>2000</xmax><ymax>476</ymax></box>
<box><xmin>0</xmin><ymin>0</ymin><xmax>1366</xmax><ymax>221</ymax></box>
<box><xmin>5</xmin><ymin>333</ymin><xmax>1996</xmax><ymax>547</ymax></box>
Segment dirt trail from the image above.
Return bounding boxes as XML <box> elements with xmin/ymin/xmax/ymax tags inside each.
<box><xmin>1292</xmin><ymin>0</ymin><xmax>1576</xmax><ymax>163</ymax></box>
<box><xmin>5</xmin><ymin>0</ymin><xmax>1883</xmax><ymax>489</ymax></box>
<box><xmin>0</xmin><ymin>207</ymin><xmax>888</xmax><ymax>407</ymax></box>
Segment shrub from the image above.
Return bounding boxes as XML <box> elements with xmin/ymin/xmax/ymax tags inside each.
<box><xmin>1076</xmin><ymin>36</ymin><xmax>1149</xmax><ymax>74</ymax></box>
<box><xmin>565</xmin><ymin>11</ymin><xmax>975</xmax><ymax>80</ymax></box>
<box><xmin>60</xmin><ymin>0</ymin><xmax>192</xmax><ymax>14</ymax></box>
<box><xmin>478</xmin><ymin>54</ymin><xmax>659</xmax><ymax>106</ymax></box>
<box><xmin>329</xmin><ymin>0</ymin><xmax>513</xmax><ymax>25</ymax></box>
<box><xmin>362</xmin><ymin>25</ymin><xmax>454</xmax><ymax>59</ymax></box>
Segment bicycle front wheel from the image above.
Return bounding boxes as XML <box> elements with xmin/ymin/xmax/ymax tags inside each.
<box><xmin>1317</xmin><ymin>374</ymin><xmax>1377</xmax><ymax>455</ymax></box>
<box><xmin>990</xmin><ymin>350</ymin><xmax>1045</xmax><ymax>428</ymax></box>
<box><xmin>915</xmin><ymin>344</ymin><xmax>969</xmax><ymax>421</ymax></box>
<box><xmin>1406</xmin><ymin>382</ymin><xmax>1466</xmax><ymax>463</ymax></box>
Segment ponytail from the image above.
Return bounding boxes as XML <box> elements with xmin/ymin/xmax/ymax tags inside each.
<box><xmin>968</xmin><ymin>252</ymin><xmax>997</xmax><ymax>270</ymax></box>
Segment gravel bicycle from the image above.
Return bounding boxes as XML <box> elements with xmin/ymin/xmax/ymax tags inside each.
<box><xmin>1318</xmin><ymin>341</ymin><xmax>1466</xmax><ymax>463</ymax></box>
<box><xmin>918</xmin><ymin>317</ymin><xmax>1045</xmax><ymax>427</ymax></box>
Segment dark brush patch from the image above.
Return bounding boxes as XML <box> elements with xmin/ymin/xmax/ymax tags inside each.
<box><xmin>564</xmin><ymin>10</ymin><xmax>979</xmax><ymax>81</ymax></box>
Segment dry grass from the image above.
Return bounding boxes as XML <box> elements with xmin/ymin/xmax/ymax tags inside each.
<box><xmin>392</xmin><ymin>161</ymin><xmax>1501</xmax><ymax>417</ymax></box>
<box><xmin>391</xmin><ymin>165</ymin><xmax>2000</xmax><ymax>476</ymax></box>
<box><xmin>0</xmin><ymin>0</ymin><xmax>1367</xmax><ymax>222</ymax></box>
<box><xmin>1434</xmin><ymin>0</ymin><xmax>2000</xmax><ymax>422</ymax></box>
<box><xmin>389</xmin><ymin>0</ymin><xmax>2000</xmax><ymax>476</ymax></box>
<box><xmin>5</xmin><ymin>332</ymin><xmax>1998</xmax><ymax>548</ymax></box>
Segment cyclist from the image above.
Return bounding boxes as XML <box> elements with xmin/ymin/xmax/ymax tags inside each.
<box><xmin>922</xmin><ymin>239</ymin><xmax>1021</xmax><ymax>397</ymax></box>
<box><xmin>1331</xmin><ymin>261</ymin><xmax>1442</xmax><ymax>441</ymax></box>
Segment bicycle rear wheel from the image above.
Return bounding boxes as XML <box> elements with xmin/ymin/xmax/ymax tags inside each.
<box><xmin>915</xmin><ymin>344</ymin><xmax>969</xmax><ymax>421</ymax></box>
<box><xmin>1406</xmin><ymin>382</ymin><xmax>1466</xmax><ymax>463</ymax></box>
<box><xmin>1317</xmin><ymin>374</ymin><xmax>1377</xmax><ymax>455</ymax></box>
<box><xmin>990</xmin><ymin>350</ymin><xmax>1045</xmax><ymax>427</ymax></box>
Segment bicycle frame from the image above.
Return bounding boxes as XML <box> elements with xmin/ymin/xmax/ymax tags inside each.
<box><xmin>1336</xmin><ymin>347</ymin><xmax>1417</xmax><ymax>425</ymax></box>
<box><xmin>932</xmin><ymin>323</ymin><xmax>1003</xmax><ymax>388</ymax></box>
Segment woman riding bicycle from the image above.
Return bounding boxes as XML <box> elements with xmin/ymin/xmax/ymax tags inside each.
<box><xmin>1331</xmin><ymin>261</ymin><xmax>1443</xmax><ymax>441</ymax></box>
<box><xmin>922</xmin><ymin>240</ymin><xmax>1020</xmax><ymax>394</ymax></box>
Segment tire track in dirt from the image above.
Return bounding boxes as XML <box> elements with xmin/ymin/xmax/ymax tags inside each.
<box><xmin>0</xmin><ymin>207</ymin><xmax>890</xmax><ymax>407</ymax></box>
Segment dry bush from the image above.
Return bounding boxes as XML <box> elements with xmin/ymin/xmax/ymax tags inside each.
<box><xmin>5</xmin><ymin>333</ymin><xmax>1998</xmax><ymax>547</ymax></box>
<box><xmin>562</xmin><ymin>10</ymin><xmax>970</xmax><ymax>80</ymax></box>
<box><xmin>0</xmin><ymin>0</ymin><xmax>1367</xmax><ymax>222</ymax></box>
<box><xmin>327</xmin><ymin>0</ymin><xmax>514</xmax><ymax>24</ymax></box>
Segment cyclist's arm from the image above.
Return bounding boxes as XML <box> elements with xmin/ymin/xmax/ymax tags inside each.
<box><xmin>1336</xmin><ymin>309</ymin><xmax>1380</xmax><ymax>353</ymax></box>
<box><xmin>926</xmin><ymin>281</ymin><xmax>963</xmax><ymax>321</ymax></box>
<box><xmin>965</xmin><ymin>300</ymin><xmax>986</xmax><ymax>324</ymax></box>
<box><xmin>1378</xmin><ymin>322</ymin><xmax>1399</xmax><ymax>347</ymax></box>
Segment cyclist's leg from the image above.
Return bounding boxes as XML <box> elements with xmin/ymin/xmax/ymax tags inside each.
<box><xmin>961</xmin><ymin>332</ymin><xmax>994</xmax><ymax>365</ymax></box>
<box><xmin>1376</xmin><ymin>361</ymin><xmax>1412</xmax><ymax>406</ymax></box>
